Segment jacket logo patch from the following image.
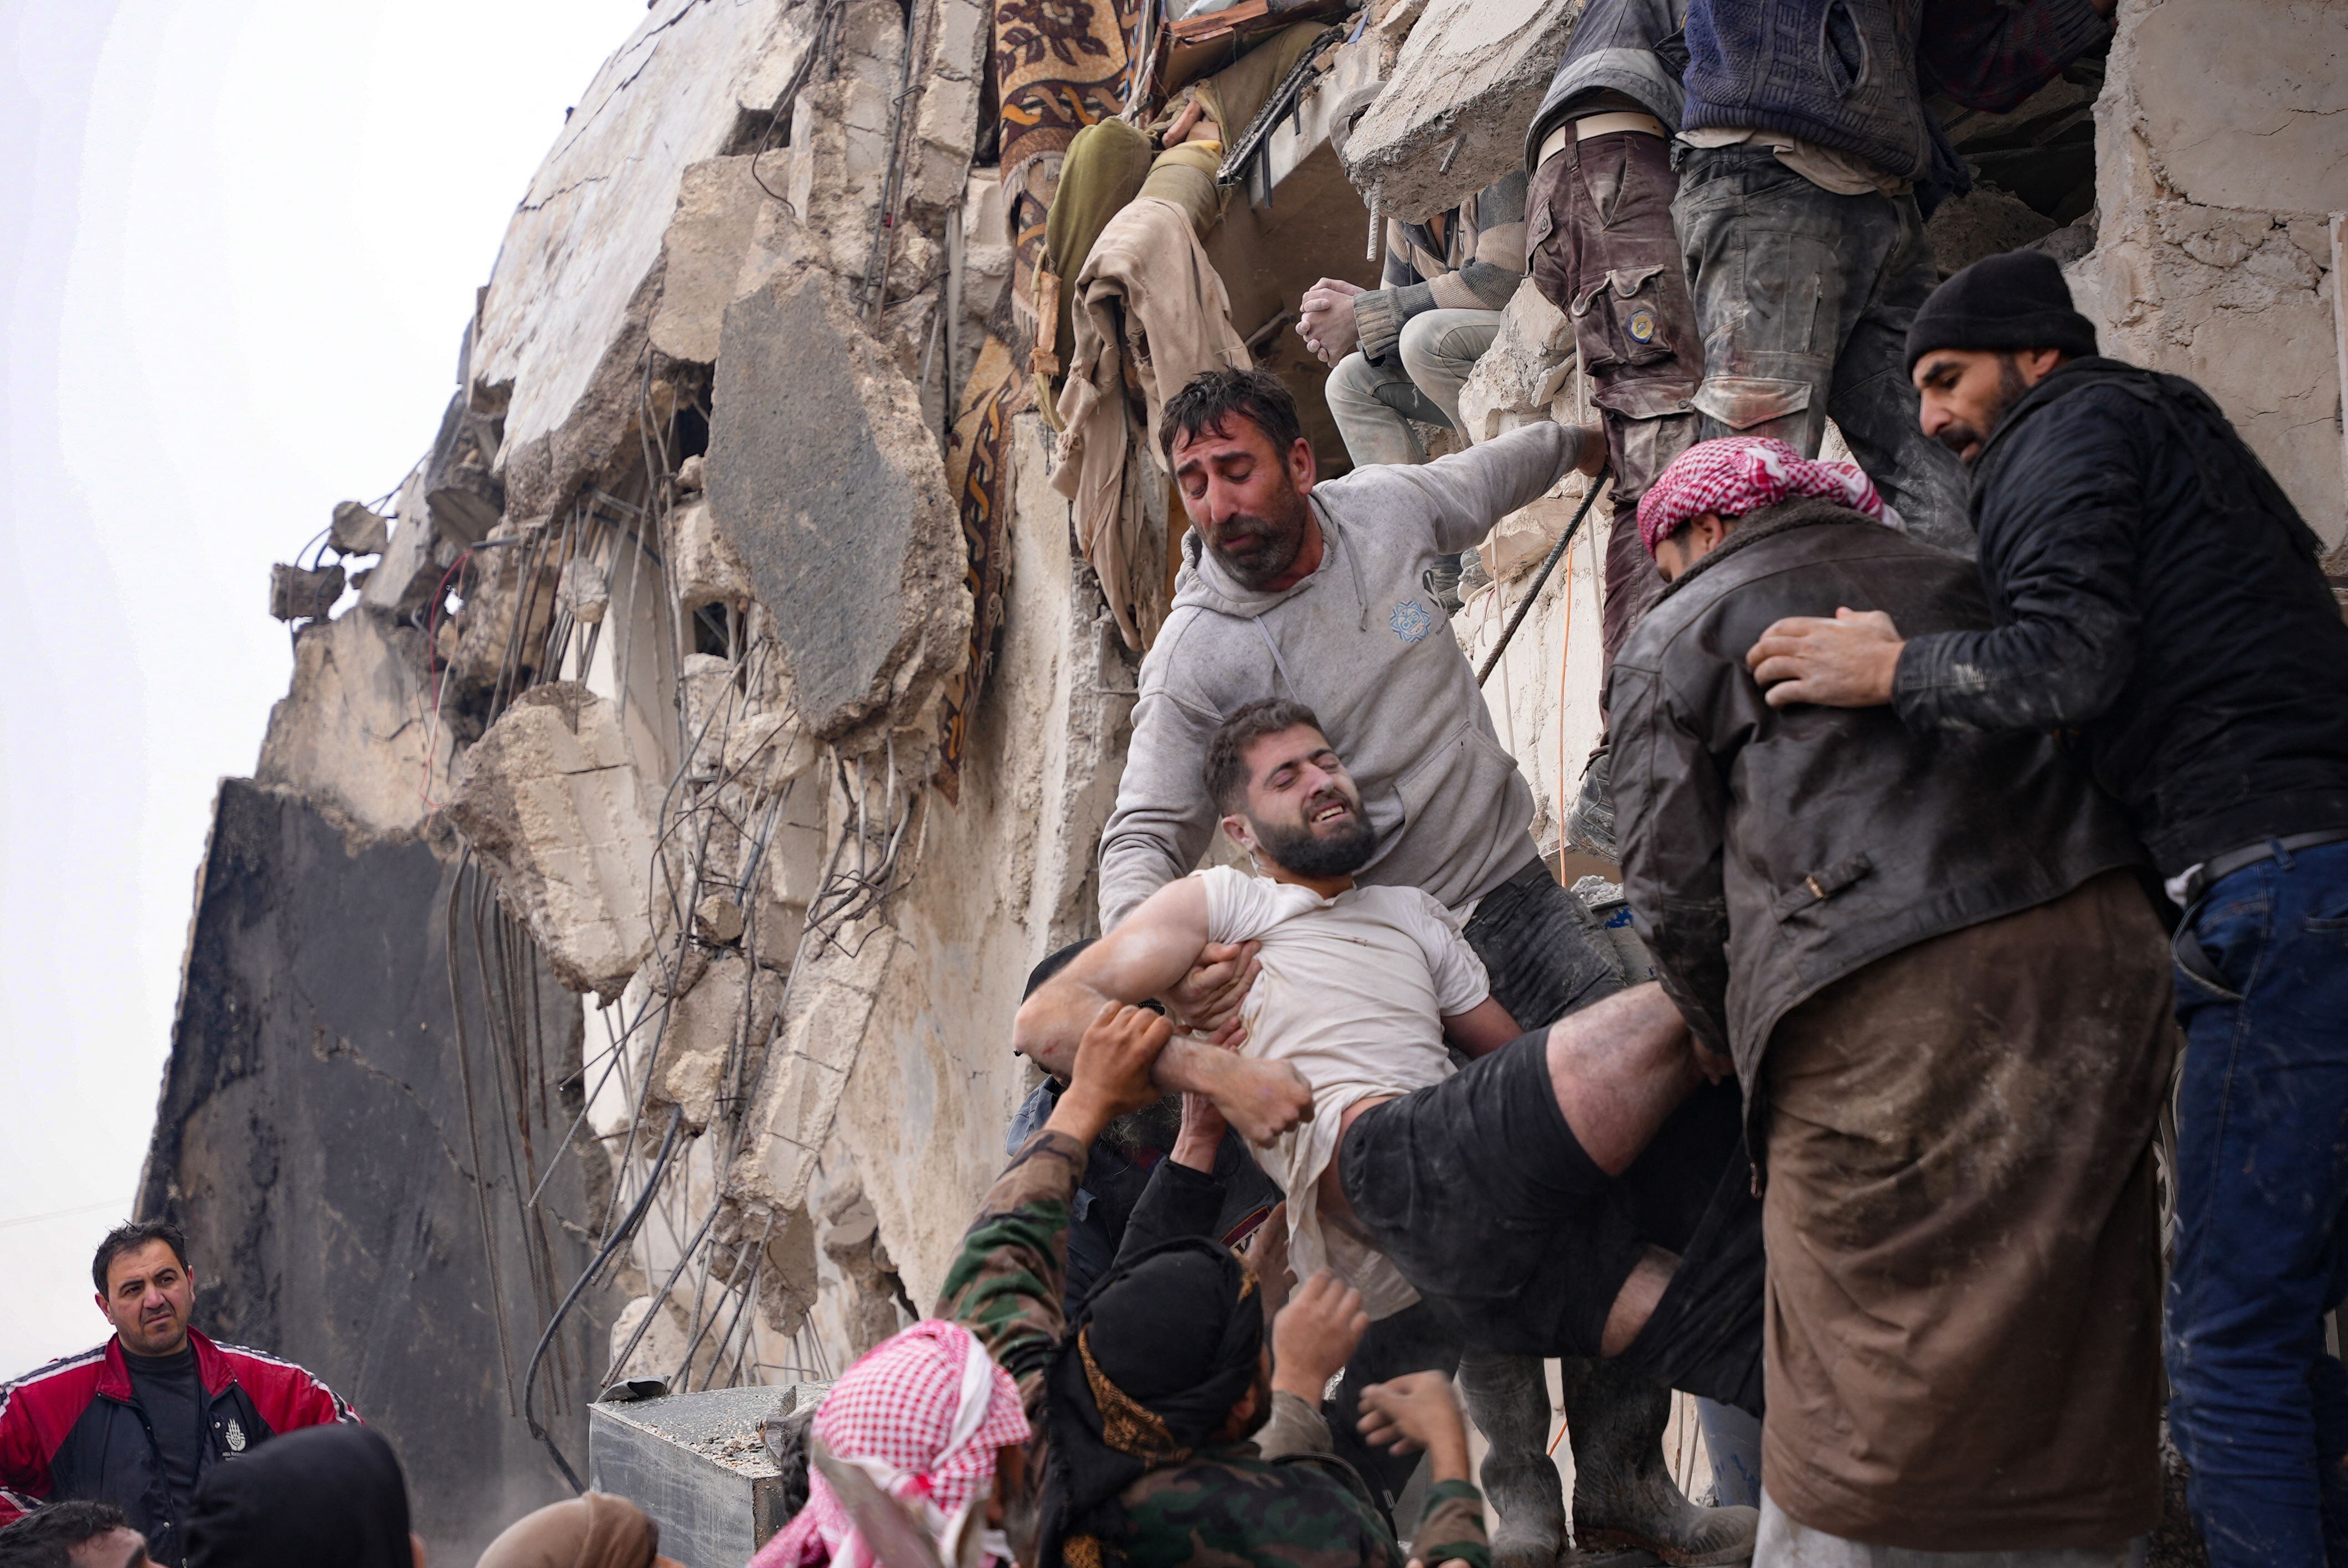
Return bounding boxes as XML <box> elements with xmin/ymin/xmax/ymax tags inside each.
<box><xmin>224</xmin><ymin>1419</ymin><xmax>245</xmax><ymax>1452</ymax></box>
<box><xmin>1390</xmin><ymin>600</ymin><xmax>1433</xmax><ymax>643</ymax></box>
<box><xmin>1626</xmin><ymin>307</ymin><xmax>1657</xmax><ymax>344</ymax></box>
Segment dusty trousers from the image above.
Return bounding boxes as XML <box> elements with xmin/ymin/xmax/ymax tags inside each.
<box><xmin>1669</xmin><ymin>144</ymin><xmax>1971</xmax><ymax>554</ymax></box>
<box><xmin>1760</xmin><ymin>869</ymin><xmax>2173</xmax><ymax>1552</ymax></box>
<box><xmin>1526</xmin><ymin>128</ymin><xmax>1692</xmax><ymax>678</ymax></box>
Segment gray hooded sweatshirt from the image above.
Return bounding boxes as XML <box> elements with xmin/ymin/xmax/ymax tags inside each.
<box><xmin>1098</xmin><ymin>421</ymin><xmax>1585</xmax><ymax>927</ymax></box>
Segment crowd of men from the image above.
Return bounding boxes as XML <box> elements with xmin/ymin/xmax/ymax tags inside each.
<box><xmin>7</xmin><ymin>0</ymin><xmax>2346</xmax><ymax>1566</ymax></box>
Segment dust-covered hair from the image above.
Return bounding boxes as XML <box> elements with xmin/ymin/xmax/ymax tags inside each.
<box><xmin>1203</xmin><ymin>699</ymin><xmax>1327</xmax><ymax>814</ymax></box>
<box><xmin>1159</xmin><ymin>367</ymin><xmax>1305</xmax><ymax>468</ymax></box>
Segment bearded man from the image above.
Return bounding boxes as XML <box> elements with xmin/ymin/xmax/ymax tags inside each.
<box><xmin>1038</xmin><ymin>702</ymin><xmax>1768</xmax><ymax>1563</ymax></box>
<box><xmin>1739</xmin><ymin>249</ymin><xmax>2348</xmax><ymax>1568</ymax></box>
<box><xmin>1093</xmin><ymin>367</ymin><xmax>1755</xmax><ymax>1566</ymax></box>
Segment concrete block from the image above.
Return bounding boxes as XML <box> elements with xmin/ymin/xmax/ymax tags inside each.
<box><xmin>559</xmin><ymin>558</ymin><xmax>611</xmax><ymax>625</ymax></box>
<box><xmin>652</xmin><ymin>157</ymin><xmax>775</xmax><ymax>365</ymax></box>
<box><xmin>270</xmin><ymin>563</ymin><xmax>345</xmax><ymax>622</ymax></box>
<box><xmin>1338</xmin><ymin>0</ymin><xmax>1575</xmax><ymax>222</ymax></box>
<box><xmin>329</xmin><ymin>500</ymin><xmax>390</xmax><ymax>557</ymax></box>
<box><xmin>361</xmin><ymin>467</ymin><xmax>442</xmax><ymax>620</ymax></box>
<box><xmin>256</xmin><ymin>612</ymin><xmax>452</xmax><ymax>840</ymax></box>
<box><xmin>704</xmin><ymin>273</ymin><xmax>972</xmax><ymax>741</ymax></box>
<box><xmin>424</xmin><ymin>391</ymin><xmax>505</xmax><ymax>548</ymax></box>
<box><xmin>1925</xmin><ymin>185</ymin><xmax>2056</xmax><ymax>278</ymax></box>
<box><xmin>446</xmin><ymin>682</ymin><xmax>662</xmax><ymax>998</ymax></box>
<box><xmin>589</xmin><ymin>1384</ymin><xmax>812</xmax><ymax>1568</ymax></box>
<box><xmin>1455</xmin><ymin>277</ymin><xmax>1575</xmax><ymax>445</ymax></box>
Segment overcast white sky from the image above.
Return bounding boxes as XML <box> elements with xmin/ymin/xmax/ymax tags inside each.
<box><xmin>0</xmin><ymin>0</ymin><xmax>647</xmax><ymax>1375</ymax></box>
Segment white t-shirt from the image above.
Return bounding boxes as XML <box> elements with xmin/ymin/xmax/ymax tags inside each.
<box><xmin>1196</xmin><ymin>864</ymin><xmax>1491</xmax><ymax>1318</ymax></box>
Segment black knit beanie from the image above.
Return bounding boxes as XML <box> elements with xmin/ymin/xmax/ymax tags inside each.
<box><xmin>1905</xmin><ymin>248</ymin><xmax>2099</xmax><ymax>372</ymax></box>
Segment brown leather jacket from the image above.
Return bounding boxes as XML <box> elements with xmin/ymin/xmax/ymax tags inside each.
<box><xmin>1607</xmin><ymin>497</ymin><xmax>2141</xmax><ymax>1109</ymax></box>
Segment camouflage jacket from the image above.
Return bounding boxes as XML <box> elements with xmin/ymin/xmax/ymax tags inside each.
<box><xmin>936</xmin><ymin>1129</ymin><xmax>1491</xmax><ymax>1568</ymax></box>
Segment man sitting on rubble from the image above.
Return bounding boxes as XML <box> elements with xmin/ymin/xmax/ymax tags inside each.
<box><xmin>1100</xmin><ymin>366</ymin><xmax>1743</xmax><ymax>1568</ymax></box>
<box><xmin>1298</xmin><ymin>172</ymin><xmax>1528</xmax><ymax>608</ymax></box>
<box><xmin>1030</xmin><ymin>705</ymin><xmax>1767</xmax><ymax>1478</ymax></box>
<box><xmin>0</xmin><ymin>1221</ymin><xmax>359</xmax><ymax>1568</ymax></box>
<box><xmin>924</xmin><ymin>998</ymin><xmax>1494</xmax><ymax>1568</ymax></box>
<box><xmin>1611</xmin><ymin>435</ymin><xmax>2172</xmax><ymax>1567</ymax></box>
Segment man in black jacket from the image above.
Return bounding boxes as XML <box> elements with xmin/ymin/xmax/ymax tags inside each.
<box><xmin>1745</xmin><ymin>248</ymin><xmax>2348</xmax><ymax>1568</ymax></box>
<box><xmin>1613</xmin><ymin>435</ymin><xmax>2172</xmax><ymax>1564</ymax></box>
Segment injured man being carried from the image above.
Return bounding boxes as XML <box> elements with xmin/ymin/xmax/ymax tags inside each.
<box><xmin>1014</xmin><ymin>700</ymin><xmax>1763</xmax><ymax>1411</ymax></box>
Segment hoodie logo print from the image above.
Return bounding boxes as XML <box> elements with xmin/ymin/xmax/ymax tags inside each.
<box><xmin>1390</xmin><ymin>600</ymin><xmax>1433</xmax><ymax>644</ymax></box>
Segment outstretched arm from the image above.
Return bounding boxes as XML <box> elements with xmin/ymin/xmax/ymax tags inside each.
<box><xmin>1014</xmin><ymin>879</ymin><xmax>1314</xmax><ymax>1146</ymax></box>
<box><xmin>1441</xmin><ymin>997</ymin><xmax>1520</xmax><ymax>1058</ymax></box>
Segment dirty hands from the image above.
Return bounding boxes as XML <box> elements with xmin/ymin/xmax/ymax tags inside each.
<box><xmin>1171</xmin><ymin>1089</ymin><xmax>1228</xmax><ymax>1172</ymax></box>
<box><xmin>1045</xmin><ymin>1002</ymin><xmax>1173</xmax><ymax>1146</ymax></box>
<box><xmin>1271</xmin><ymin>1271</ymin><xmax>1370</xmax><ymax>1404</ymax></box>
<box><xmin>1357</xmin><ymin>1371</ymin><xmax>1473</xmax><ymax>1484</ymax></box>
<box><xmin>1165</xmin><ymin>940</ymin><xmax>1259</xmax><ymax>1045</ymax></box>
<box><xmin>1199</xmin><ymin>1051</ymin><xmax>1315</xmax><ymax>1147</ymax></box>
<box><xmin>1296</xmin><ymin>278</ymin><xmax>1365</xmax><ymax>365</ymax></box>
<box><xmin>1745</xmin><ymin>607</ymin><xmax>1904</xmax><ymax>709</ymax></box>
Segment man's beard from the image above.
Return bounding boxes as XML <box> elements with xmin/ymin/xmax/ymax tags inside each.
<box><xmin>1934</xmin><ymin>353</ymin><xmax>2031</xmax><ymax>463</ymax></box>
<box><xmin>1207</xmin><ymin>487</ymin><xmax>1312</xmax><ymax>589</ymax></box>
<box><xmin>1249</xmin><ymin>806</ymin><xmax>1377</xmax><ymax>879</ymax></box>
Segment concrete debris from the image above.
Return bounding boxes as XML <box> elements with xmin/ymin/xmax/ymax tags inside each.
<box><xmin>329</xmin><ymin>500</ymin><xmax>390</xmax><ymax>557</ymax></box>
<box><xmin>446</xmin><ymin>682</ymin><xmax>662</xmax><ymax>998</ymax></box>
<box><xmin>708</xmin><ymin>1203</ymin><xmax>820</xmax><ymax>1339</ymax></box>
<box><xmin>665</xmin><ymin>499</ymin><xmax>755</xmax><ymax>621</ymax></box>
<box><xmin>704</xmin><ymin>272</ymin><xmax>972</xmax><ymax>741</ymax></box>
<box><xmin>651</xmin><ymin>953</ymin><xmax>785</xmax><ymax>1131</ymax></box>
<box><xmin>559</xmin><ymin>558</ymin><xmax>612</xmax><ymax>625</ymax></box>
<box><xmin>1925</xmin><ymin>185</ymin><xmax>2058</xmax><ymax>279</ymax></box>
<box><xmin>470</xmin><ymin>0</ymin><xmax>805</xmax><ymax>519</ymax></box>
<box><xmin>270</xmin><ymin>562</ymin><xmax>346</xmax><ymax>622</ymax></box>
<box><xmin>1338</xmin><ymin>0</ymin><xmax>1575</xmax><ymax>221</ymax></box>
<box><xmin>808</xmin><ymin>1148</ymin><xmax>913</xmax><ymax>1361</ymax></box>
<box><xmin>676</xmin><ymin>453</ymin><xmax>707</xmax><ymax>493</ymax></box>
<box><xmin>2076</xmin><ymin>0</ymin><xmax>2347</xmax><ymax>543</ymax></box>
<box><xmin>694</xmin><ymin>894</ymin><xmax>746</xmax><ymax>947</ymax></box>
<box><xmin>1455</xmin><ymin>277</ymin><xmax>1577</xmax><ymax>446</ymax></box>
<box><xmin>609</xmin><ymin>1293</ymin><xmax>724</xmax><ymax>1389</ymax></box>
<box><xmin>256</xmin><ymin>612</ymin><xmax>452</xmax><ymax>839</ymax></box>
<box><xmin>359</xmin><ymin>467</ymin><xmax>442</xmax><ymax>620</ymax></box>
<box><xmin>424</xmin><ymin>391</ymin><xmax>506</xmax><ymax>549</ymax></box>
<box><xmin>652</xmin><ymin>157</ymin><xmax>787</xmax><ymax>367</ymax></box>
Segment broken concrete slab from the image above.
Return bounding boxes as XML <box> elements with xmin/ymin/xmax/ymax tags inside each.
<box><xmin>652</xmin><ymin>156</ymin><xmax>777</xmax><ymax>366</ymax></box>
<box><xmin>361</xmin><ymin>467</ymin><xmax>442</xmax><ymax>621</ymax></box>
<box><xmin>652</xmin><ymin>952</ymin><xmax>784</xmax><ymax>1130</ymax></box>
<box><xmin>446</xmin><ymin>682</ymin><xmax>663</xmax><ymax>998</ymax></box>
<box><xmin>331</xmin><ymin>500</ymin><xmax>390</xmax><ymax>557</ymax></box>
<box><xmin>704</xmin><ymin>273</ymin><xmax>972</xmax><ymax>741</ymax></box>
<box><xmin>559</xmin><ymin>558</ymin><xmax>611</xmax><ymax>625</ymax></box>
<box><xmin>1455</xmin><ymin>277</ymin><xmax>1576</xmax><ymax>446</ymax></box>
<box><xmin>666</xmin><ymin>498</ymin><xmax>756</xmax><ymax>617</ymax></box>
<box><xmin>1926</xmin><ymin>185</ymin><xmax>2058</xmax><ymax>278</ymax></box>
<box><xmin>470</xmin><ymin>0</ymin><xmax>808</xmax><ymax>518</ymax></box>
<box><xmin>270</xmin><ymin>563</ymin><xmax>346</xmax><ymax>622</ymax></box>
<box><xmin>2080</xmin><ymin>0</ymin><xmax>2347</xmax><ymax>544</ymax></box>
<box><xmin>256</xmin><ymin>611</ymin><xmax>452</xmax><ymax>840</ymax></box>
<box><xmin>424</xmin><ymin>391</ymin><xmax>506</xmax><ymax>548</ymax></box>
<box><xmin>1338</xmin><ymin>0</ymin><xmax>1574</xmax><ymax>222</ymax></box>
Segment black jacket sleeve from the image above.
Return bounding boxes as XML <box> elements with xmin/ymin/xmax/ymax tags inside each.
<box><xmin>1110</xmin><ymin>1158</ymin><xmax>1228</xmax><ymax>1267</ymax></box>
<box><xmin>1612</xmin><ymin>661</ymin><xmax>1734</xmax><ymax>1054</ymax></box>
<box><xmin>1894</xmin><ymin>393</ymin><xmax>2144</xmax><ymax>737</ymax></box>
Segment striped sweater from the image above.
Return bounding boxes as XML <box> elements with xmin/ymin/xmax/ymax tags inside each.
<box><xmin>1352</xmin><ymin>172</ymin><xmax>1528</xmax><ymax>366</ymax></box>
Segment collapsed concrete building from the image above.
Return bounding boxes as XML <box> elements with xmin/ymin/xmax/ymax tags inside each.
<box><xmin>141</xmin><ymin>0</ymin><xmax>2346</xmax><ymax>1554</ymax></box>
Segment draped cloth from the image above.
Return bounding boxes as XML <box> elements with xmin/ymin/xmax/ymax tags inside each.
<box><xmin>1051</xmin><ymin>197</ymin><xmax>1251</xmax><ymax>648</ymax></box>
<box><xmin>1039</xmin><ymin>1238</ymin><xmax>1265</xmax><ymax>1568</ymax></box>
<box><xmin>754</xmin><ymin>1321</ymin><xmax>1031</xmax><ymax>1568</ymax></box>
<box><xmin>939</xmin><ymin>0</ymin><xmax>1141</xmax><ymax>794</ymax></box>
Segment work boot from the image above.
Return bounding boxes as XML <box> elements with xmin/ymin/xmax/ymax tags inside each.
<box><xmin>1565</xmin><ymin>747</ymin><xmax>1618</xmax><ymax>862</ymax></box>
<box><xmin>1456</xmin><ymin>1349</ymin><xmax>1566</xmax><ymax>1568</ymax></box>
<box><xmin>1560</xmin><ymin>1359</ymin><xmax>1757</xmax><ymax>1567</ymax></box>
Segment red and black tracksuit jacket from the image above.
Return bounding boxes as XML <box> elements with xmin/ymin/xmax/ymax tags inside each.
<box><xmin>0</xmin><ymin>1329</ymin><xmax>357</xmax><ymax>1565</ymax></box>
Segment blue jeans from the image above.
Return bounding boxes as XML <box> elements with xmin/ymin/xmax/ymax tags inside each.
<box><xmin>2167</xmin><ymin>838</ymin><xmax>2348</xmax><ymax>1566</ymax></box>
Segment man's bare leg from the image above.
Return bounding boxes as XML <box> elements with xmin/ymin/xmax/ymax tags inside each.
<box><xmin>1546</xmin><ymin>982</ymin><xmax>1706</xmax><ymax>1176</ymax></box>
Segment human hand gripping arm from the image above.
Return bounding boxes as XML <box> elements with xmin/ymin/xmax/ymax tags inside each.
<box><xmin>1013</xmin><ymin>879</ymin><xmax>1315</xmax><ymax>1146</ymax></box>
<box><xmin>1253</xmin><ymin>1271</ymin><xmax>1371</xmax><ymax>1459</ymax></box>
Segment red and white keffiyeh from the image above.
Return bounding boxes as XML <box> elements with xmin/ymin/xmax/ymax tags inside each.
<box><xmin>1635</xmin><ymin>436</ymin><xmax>1891</xmax><ymax>556</ymax></box>
<box><xmin>753</xmin><ymin>1321</ymin><xmax>1031</xmax><ymax>1568</ymax></box>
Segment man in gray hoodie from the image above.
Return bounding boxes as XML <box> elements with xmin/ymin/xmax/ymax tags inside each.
<box><xmin>1094</xmin><ymin>367</ymin><xmax>1754</xmax><ymax>1568</ymax></box>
